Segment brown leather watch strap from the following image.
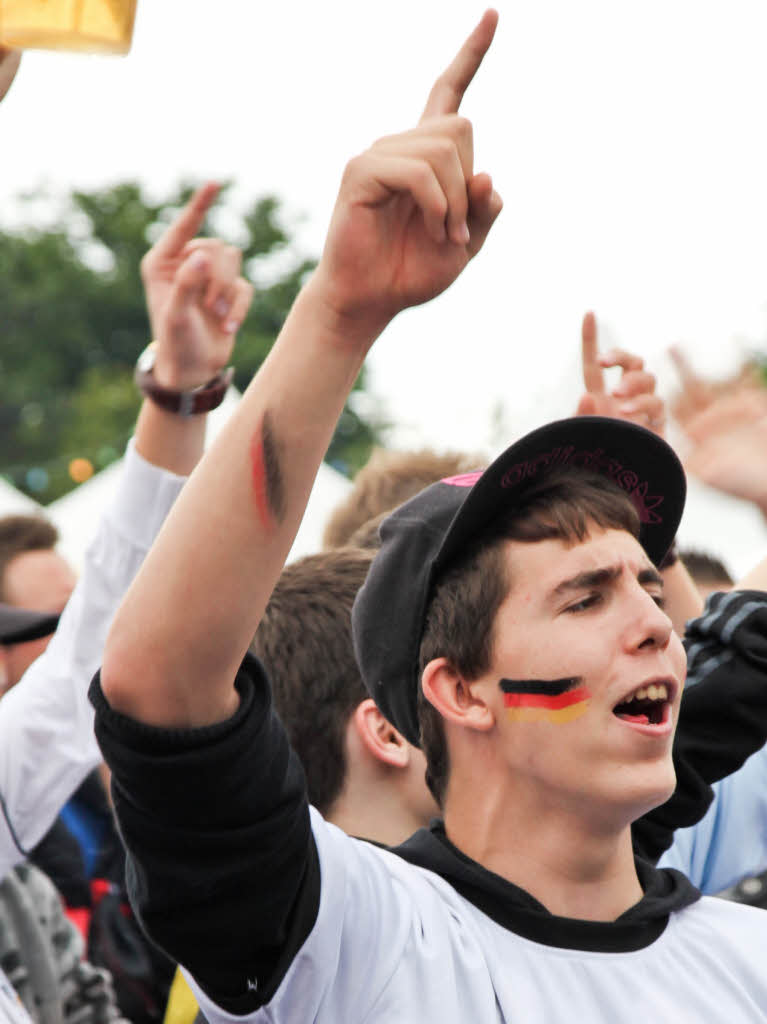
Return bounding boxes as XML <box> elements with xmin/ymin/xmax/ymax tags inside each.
<box><xmin>134</xmin><ymin>344</ymin><xmax>234</xmax><ymax>416</ymax></box>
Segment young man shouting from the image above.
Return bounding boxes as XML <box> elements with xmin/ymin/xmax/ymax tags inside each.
<box><xmin>91</xmin><ymin>11</ymin><xmax>767</xmax><ymax>1022</ymax></box>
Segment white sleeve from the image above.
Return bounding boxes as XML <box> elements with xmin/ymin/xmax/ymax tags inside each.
<box><xmin>0</xmin><ymin>441</ymin><xmax>186</xmax><ymax>877</ymax></box>
<box><xmin>186</xmin><ymin>810</ymin><xmax>442</xmax><ymax>1024</ymax></box>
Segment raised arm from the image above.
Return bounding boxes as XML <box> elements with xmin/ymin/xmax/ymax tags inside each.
<box><xmin>0</xmin><ymin>187</ymin><xmax>248</xmax><ymax>869</ymax></box>
<box><xmin>100</xmin><ymin>10</ymin><xmax>503</xmax><ymax>728</ymax></box>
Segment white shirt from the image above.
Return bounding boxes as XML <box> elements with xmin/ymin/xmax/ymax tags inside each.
<box><xmin>189</xmin><ymin>810</ymin><xmax>767</xmax><ymax>1024</ymax></box>
<box><xmin>0</xmin><ymin>441</ymin><xmax>185</xmax><ymax>877</ymax></box>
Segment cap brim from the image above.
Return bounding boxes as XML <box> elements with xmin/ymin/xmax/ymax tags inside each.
<box><xmin>434</xmin><ymin>416</ymin><xmax>685</xmax><ymax>575</ymax></box>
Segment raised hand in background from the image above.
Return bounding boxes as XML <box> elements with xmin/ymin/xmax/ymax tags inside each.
<box><xmin>575</xmin><ymin>311</ymin><xmax>666</xmax><ymax>436</ymax></box>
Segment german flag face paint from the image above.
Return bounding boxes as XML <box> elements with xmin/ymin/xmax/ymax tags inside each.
<box><xmin>500</xmin><ymin>678</ymin><xmax>592</xmax><ymax>724</ymax></box>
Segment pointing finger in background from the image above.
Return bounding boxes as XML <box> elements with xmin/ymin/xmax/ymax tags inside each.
<box><xmin>581</xmin><ymin>311</ymin><xmax>605</xmax><ymax>395</ymax></box>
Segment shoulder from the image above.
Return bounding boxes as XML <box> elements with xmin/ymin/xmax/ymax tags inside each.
<box><xmin>674</xmin><ymin>893</ymin><xmax>767</xmax><ymax>940</ymax></box>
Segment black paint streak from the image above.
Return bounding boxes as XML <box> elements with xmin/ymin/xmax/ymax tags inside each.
<box><xmin>262</xmin><ymin>412</ymin><xmax>286</xmax><ymax>524</ymax></box>
<box><xmin>500</xmin><ymin>677</ymin><xmax>581</xmax><ymax>697</ymax></box>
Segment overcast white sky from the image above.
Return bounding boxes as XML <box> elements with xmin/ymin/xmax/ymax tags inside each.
<box><xmin>4</xmin><ymin>0</ymin><xmax>767</xmax><ymax>567</ymax></box>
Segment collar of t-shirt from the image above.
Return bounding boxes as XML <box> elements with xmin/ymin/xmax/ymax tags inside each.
<box><xmin>391</xmin><ymin>820</ymin><xmax>700</xmax><ymax>954</ymax></box>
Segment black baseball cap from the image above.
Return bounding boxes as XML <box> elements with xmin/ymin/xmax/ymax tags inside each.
<box><xmin>0</xmin><ymin>603</ymin><xmax>60</xmax><ymax>645</ymax></box>
<box><xmin>351</xmin><ymin>416</ymin><xmax>686</xmax><ymax>747</ymax></box>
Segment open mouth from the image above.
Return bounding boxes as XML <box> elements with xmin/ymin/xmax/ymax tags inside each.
<box><xmin>613</xmin><ymin>682</ymin><xmax>672</xmax><ymax>727</ymax></box>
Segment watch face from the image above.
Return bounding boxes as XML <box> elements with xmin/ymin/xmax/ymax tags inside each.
<box><xmin>137</xmin><ymin>345</ymin><xmax>157</xmax><ymax>374</ymax></box>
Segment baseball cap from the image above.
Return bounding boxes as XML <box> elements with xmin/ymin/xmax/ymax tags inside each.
<box><xmin>0</xmin><ymin>603</ymin><xmax>60</xmax><ymax>645</ymax></box>
<box><xmin>351</xmin><ymin>416</ymin><xmax>686</xmax><ymax>747</ymax></box>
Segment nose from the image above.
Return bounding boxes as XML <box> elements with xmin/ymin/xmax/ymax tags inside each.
<box><xmin>624</xmin><ymin>586</ymin><xmax>673</xmax><ymax>654</ymax></box>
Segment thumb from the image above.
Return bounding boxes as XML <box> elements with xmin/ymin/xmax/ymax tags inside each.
<box><xmin>466</xmin><ymin>173</ymin><xmax>503</xmax><ymax>258</ymax></box>
<box><xmin>167</xmin><ymin>250</ymin><xmax>211</xmax><ymax>313</ymax></box>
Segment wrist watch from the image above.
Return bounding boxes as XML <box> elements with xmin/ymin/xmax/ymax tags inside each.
<box><xmin>134</xmin><ymin>343</ymin><xmax>234</xmax><ymax>417</ymax></box>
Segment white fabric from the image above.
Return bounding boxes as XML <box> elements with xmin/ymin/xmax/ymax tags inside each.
<box><xmin>0</xmin><ymin>441</ymin><xmax>185</xmax><ymax>877</ymax></box>
<box><xmin>188</xmin><ymin>809</ymin><xmax>767</xmax><ymax>1023</ymax></box>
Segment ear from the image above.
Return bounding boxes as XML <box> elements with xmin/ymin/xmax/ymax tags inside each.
<box><xmin>352</xmin><ymin>698</ymin><xmax>411</xmax><ymax>768</ymax></box>
<box><xmin>421</xmin><ymin>657</ymin><xmax>495</xmax><ymax>734</ymax></box>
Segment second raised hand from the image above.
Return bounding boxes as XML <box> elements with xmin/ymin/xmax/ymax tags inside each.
<box><xmin>140</xmin><ymin>184</ymin><xmax>253</xmax><ymax>390</ymax></box>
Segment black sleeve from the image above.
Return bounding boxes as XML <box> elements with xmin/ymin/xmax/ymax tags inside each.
<box><xmin>89</xmin><ymin>653</ymin><xmax>320</xmax><ymax>1015</ymax></box>
<box><xmin>632</xmin><ymin>590</ymin><xmax>767</xmax><ymax>863</ymax></box>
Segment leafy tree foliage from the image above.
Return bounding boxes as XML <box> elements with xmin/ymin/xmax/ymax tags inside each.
<box><xmin>0</xmin><ymin>183</ymin><xmax>378</xmax><ymax>501</ymax></box>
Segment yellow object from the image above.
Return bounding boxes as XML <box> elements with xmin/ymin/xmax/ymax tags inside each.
<box><xmin>0</xmin><ymin>0</ymin><xmax>137</xmax><ymax>54</ymax></box>
<box><xmin>163</xmin><ymin>969</ymin><xmax>199</xmax><ymax>1024</ymax></box>
<box><xmin>68</xmin><ymin>457</ymin><xmax>94</xmax><ymax>483</ymax></box>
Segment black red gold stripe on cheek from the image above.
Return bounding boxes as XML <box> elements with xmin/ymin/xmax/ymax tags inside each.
<box><xmin>499</xmin><ymin>678</ymin><xmax>592</xmax><ymax>723</ymax></box>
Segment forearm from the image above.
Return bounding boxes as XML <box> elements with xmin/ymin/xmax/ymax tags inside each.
<box><xmin>134</xmin><ymin>400</ymin><xmax>207</xmax><ymax>477</ymax></box>
<box><xmin>102</xmin><ymin>279</ymin><xmax>376</xmax><ymax>727</ymax></box>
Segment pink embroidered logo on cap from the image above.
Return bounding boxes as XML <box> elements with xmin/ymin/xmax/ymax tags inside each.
<box><xmin>442</xmin><ymin>471</ymin><xmax>483</xmax><ymax>487</ymax></box>
<box><xmin>499</xmin><ymin>447</ymin><xmax>664</xmax><ymax>524</ymax></box>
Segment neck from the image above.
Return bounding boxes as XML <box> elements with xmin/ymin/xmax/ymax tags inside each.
<box><xmin>328</xmin><ymin>784</ymin><xmax>426</xmax><ymax>848</ymax></box>
<box><xmin>444</xmin><ymin>782</ymin><xmax>643</xmax><ymax>921</ymax></box>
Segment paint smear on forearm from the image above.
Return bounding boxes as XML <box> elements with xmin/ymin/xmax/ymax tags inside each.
<box><xmin>250</xmin><ymin>412</ymin><xmax>286</xmax><ymax>528</ymax></box>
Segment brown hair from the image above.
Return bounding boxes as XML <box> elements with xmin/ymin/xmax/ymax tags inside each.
<box><xmin>679</xmin><ymin>548</ymin><xmax>733</xmax><ymax>587</ymax></box>
<box><xmin>251</xmin><ymin>547</ymin><xmax>374</xmax><ymax>815</ymax></box>
<box><xmin>323</xmin><ymin>448</ymin><xmax>481</xmax><ymax>550</ymax></box>
<box><xmin>0</xmin><ymin>515</ymin><xmax>59</xmax><ymax>601</ymax></box>
<box><xmin>417</xmin><ymin>470</ymin><xmax>641</xmax><ymax>807</ymax></box>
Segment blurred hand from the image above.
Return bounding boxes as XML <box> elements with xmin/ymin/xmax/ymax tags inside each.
<box><xmin>669</xmin><ymin>344</ymin><xmax>762</xmax><ymax>429</ymax></box>
<box><xmin>140</xmin><ymin>183</ymin><xmax>254</xmax><ymax>390</ymax></box>
<box><xmin>575</xmin><ymin>311</ymin><xmax>666</xmax><ymax>437</ymax></box>
<box><xmin>681</xmin><ymin>385</ymin><xmax>767</xmax><ymax>512</ymax></box>
<box><xmin>0</xmin><ymin>47</ymin><xmax>21</xmax><ymax>103</ymax></box>
<box><xmin>310</xmin><ymin>9</ymin><xmax>503</xmax><ymax>346</ymax></box>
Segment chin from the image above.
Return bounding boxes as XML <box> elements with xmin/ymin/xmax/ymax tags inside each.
<box><xmin>593</xmin><ymin>759</ymin><xmax>677</xmax><ymax>828</ymax></box>
<box><xmin>624</xmin><ymin>764</ymin><xmax>678</xmax><ymax>823</ymax></box>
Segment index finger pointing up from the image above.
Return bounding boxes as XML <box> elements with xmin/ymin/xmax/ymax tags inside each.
<box><xmin>420</xmin><ymin>9</ymin><xmax>499</xmax><ymax>122</ymax></box>
<box><xmin>153</xmin><ymin>182</ymin><xmax>221</xmax><ymax>259</ymax></box>
<box><xmin>581</xmin><ymin>311</ymin><xmax>605</xmax><ymax>394</ymax></box>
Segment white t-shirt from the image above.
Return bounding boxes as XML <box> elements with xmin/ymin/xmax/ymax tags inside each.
<box><xmin>187</xmin><ymin>810</ymin><xmax>767</xmax><ymax>1023</ymax></box>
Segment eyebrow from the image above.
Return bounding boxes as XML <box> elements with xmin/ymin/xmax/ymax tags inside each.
<box><xmin>550</xmin><ymin>564</ymin><xmax>663</xmax><ymax>600</ymax></box>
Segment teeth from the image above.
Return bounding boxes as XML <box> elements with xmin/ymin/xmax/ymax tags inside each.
<box><xmin>626</xmin><ymin>683</ymin><xmax>669</xmax><ymax>703</ymax></box>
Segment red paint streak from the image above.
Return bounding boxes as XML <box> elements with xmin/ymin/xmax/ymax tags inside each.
<box><xmin>250</xmin><ymin>428</ymin><xmax>271</xmax><ymax>528</ymax></box>
<box><xmin>503</xmin><ymin>685</ymin><xmax>591</xmax><ymax>711</ymax></box>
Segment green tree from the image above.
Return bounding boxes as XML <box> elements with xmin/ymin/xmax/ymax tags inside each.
<box><xmin>0</xmin><ymin>183</ymin><xmax>379</xmax><ymax>501</ymax></box>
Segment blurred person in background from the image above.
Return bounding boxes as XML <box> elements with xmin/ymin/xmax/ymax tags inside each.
<box><xmin>0</xmin><ymin>157</ymin><xmax>252</xmax><ymax>1018</ymax></box>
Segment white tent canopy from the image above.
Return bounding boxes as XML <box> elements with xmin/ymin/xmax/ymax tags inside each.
<box><xmin>0</xmin><ymin>476</ymin><xmax>43</xmax><ymax>517</ymax></box>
